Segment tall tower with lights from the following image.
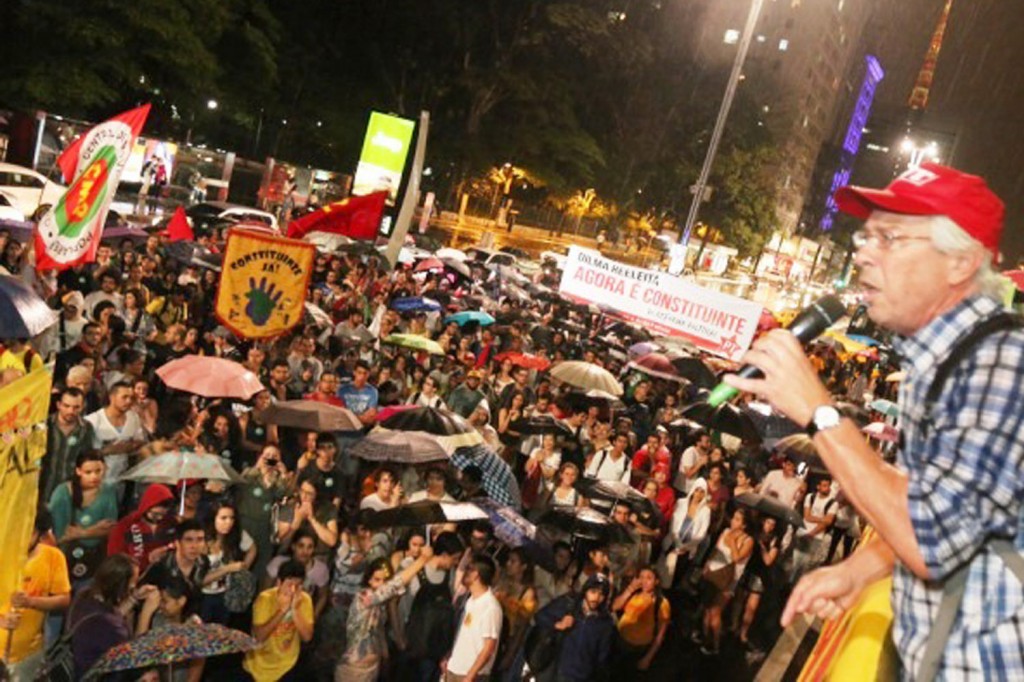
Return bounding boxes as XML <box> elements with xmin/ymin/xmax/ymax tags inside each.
<box><xmin>900</xmin><ymin>0</ymin><xmax>954</xmax><ymax>169</ymax></box>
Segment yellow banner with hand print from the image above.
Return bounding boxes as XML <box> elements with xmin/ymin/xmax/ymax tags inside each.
<box><xmin>0</xmin><ymin>369</ymin><xmax>52</xmax><ymax>618</ymax></box>
<box><xmin>215</xmin><ymin>228</ymin><xmax>316</xmax><ymax>339</ymax></box>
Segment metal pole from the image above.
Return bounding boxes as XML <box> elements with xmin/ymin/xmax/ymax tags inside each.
<box><xmin>680</xmin><ymin>0</ymin><xmax>765</xmax><ymax>245</ymax></box>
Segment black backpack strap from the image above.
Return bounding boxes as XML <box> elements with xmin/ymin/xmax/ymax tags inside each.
<box><xmin>919</xmin><ymin>312</ymin><xmax>1024</xmax><ymax>438</ymax></box>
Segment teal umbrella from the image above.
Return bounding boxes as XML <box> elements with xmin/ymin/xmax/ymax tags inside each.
<box><xmin>444</xmin><ymin>310</ymin><xmax>496</xmax><ymax>327</ymax></box>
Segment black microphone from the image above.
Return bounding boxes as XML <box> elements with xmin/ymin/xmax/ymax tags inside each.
<box><xmin>706</xmin><ymin>295</ymin><xmax>847</xmax><ymax>407</ymax></box>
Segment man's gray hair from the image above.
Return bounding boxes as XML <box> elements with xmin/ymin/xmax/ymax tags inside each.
<box><xmin>929</xmin><ymin>215</ymin><xmax>1004</xmax><ymax>298</ymax></box>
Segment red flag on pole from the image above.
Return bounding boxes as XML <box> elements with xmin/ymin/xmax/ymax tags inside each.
<box><xmin>163</xmin><ymin>206</ymin><xmax>194</xmax><ymax>242</ymax></box>
<box><xmin>286</xmin><ymin>191</ymin><xmax>387</xmax><ymax>241</ymax></box>
<box><xmin>36</xmin><ymin>104</ymin><xmax>150</xmax><ymax>270</ymax></box>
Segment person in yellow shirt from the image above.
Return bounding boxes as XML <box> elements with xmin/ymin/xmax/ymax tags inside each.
<box><xmin>612</xmin><ymin>566</ymin><xmax>670</xmax><ymax>672</ymax></box>
<box><xmin>0</xmin><ymin>339</ymin><xmax>44</xmax><ymax>374</ymax></box>
<box><xmin>0</xmin><ymin>509</ymin><xmax>72</xmax><ymax>680</ymax></box>
<box><xmin>243</xmin><ymin>559</ymin><xmax>314</xmax><ymax>681</ymax></box>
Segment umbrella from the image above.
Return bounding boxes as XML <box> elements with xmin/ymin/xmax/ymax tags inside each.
<box><xmin>537</xmin><ymin>507</ymin><xmax>635</xmax><ymax>544</ymax></box>
<box><xmin>734</xmin><ymin>492</ymin><xmax>804</xmax><ymax>527</ymax></box>
<box><xmin>669</xmin><ymin>355</ymin><xmax>718</xmax><ymax>389</ymax></box>
<box><xmin>449</xmin><ymin>444</ymin><xmax>520</xmax><ymax>507</ymax></box>
<box><xmin>375</xmin><ymin>404</ymin><xmax>417</xmax><ymax>422</ymax></box>
<box><xmin>509</xmin><ymin>415</ymin><xmax>573</xmax><ymax>437</ymax></box>
<box><xmin>680</xmin><ymin>401</ymin><xmax>763</xmax><ymax>443</ymax></box>
<box><xmin>773</xmin><ymin>434</ymin><xmax>827</xmax><ymax>474</ymax></box>
<box><xmin>156</xmin><ymin>355</ymin><xmax>264</xmax><ymax>400</ymax></box>
<box><xmin>627</xmin><ymin>353</ymin><xmax>684</xmax><ymax>382</ymax></box>
<box><xmin>391</xmin><ymin>296</ymin><xmax>442</xmax><ymax>313</ymax></box>
<box><xmin>576</xmin><ymin>478</ymin><xmax>658</xmax><ymax>518</ymax></box>
<box><xmin>885</xmin><ymin>371</ymin><xmax>906</xmax><ymax>383</ymax></box>
<box><xmin>445</xmin><ymin>311</ymin><xmax>495</xmax><ymax>327</ymax></box>
<box><xmin>550</xmin><ymin>361</ymin><xmax>623</xmax><ymax>396</ymax></box>
<box><xmin>822</xmin><ymin>330</ymin><xmax>869</xmax><ymax>353</ymax></box>
<box><xmin>627</xmin><ymin>341</ymin><xmax>661</xmax><ymax>359</ymax></box>
<box><xmin>435</xmin><ymin>247</ymin><xmax>468</xmax><ymax>261</ymax></box>
<box><xmin>349</xmin><ymin>429</ymin><xmax>452</xmax><ymax>464</ymax></box>
<box><xmin>100</xmin><ymin>225</ymin><xmax>149</xmax><ymax>243</ymax></box>
<box><xmin>364</xmin><ymin>500</ymin><xmax>488</xmax><ymax>529</ymax></box>
<box><xmin>261</xmin><ymin>400</ymin><xmax>363</xmax><ymax>432</ymax></box>
<box><xmin>165</xmin><ymin>240</ymin><xmax>222</xmax><ymax>271</ymax></box>
<box><xmin>862</xmin><ymin>421</ymin><xmax>900</xmax><ymax>442</ymax></box>
<box><xmin>383</xmin><ymin>333</ymin><xmax>445</xmax><ymax>355</ymax></box>
<box><xmin>335</xmin><ymin>326</ymin><xmax>376</xmax><ymax>344</ymax></box>
<box><xmin>741</xmin><ymin>402</ymin><xmax>802</xmax><ymax>442</ymax></box>
<box><xmin>553</xmin><ymin>318</ymin><xmax>587</xmax><ymax>335</ymax></box>
<box><xmin>303</xmin><ymin>302</ymin><xmax>334</xmax><ymax>329</ymax></box>
<box><xmin>121</xmin><ymin>451</ymin><xmax>243</xmax><ymax>485</ymax></box>
<box><xmin>473</xmin><ymin>498</ymin><xmax>556</xmax><ymax>572</ymax></box>
<box><xmin>379</xmin><ymin>406</ymin><xmax>475</xmax><ymax>436</ymax></box>
<box><xmin>835</xmin><ymin>401</ymin><xmax>871</xmax><ymax>426</ymax></box>
<box><xmin>414</xmin><ymin>257</ymin><xmax>445</xmax><ymax>273</ymax></box>
<box><xmin>442</xmin><ymin>258</ymin><xmax>472</xmax><ymax>278</ymax></box>
<box><xmin>0</xmin><ymin>275</ymin><xmax>58</xmax><ymax>338</ymax></box>
<box><xmin>653</xmin><ymin>336</ymin><xmax>700</xmax><ymax>354</ymax></box>
<box><xmin>846</xmin><ymin>333</ymin><xmax>881</xmax><ymax>347</ymax></box>
<box><xmin>494</xmin><ymin>352</ymin><xmax>550</xmax><ymax>371</ymax></box>
<box><xmin>869</xmin><ymin>398</ymin><xmax>900</xmax><ymax>419</ymax></box>
<box><xmin>85</xmin><ymin>622</ymin><xmax>258</xmax><ymax>679</ymax></box>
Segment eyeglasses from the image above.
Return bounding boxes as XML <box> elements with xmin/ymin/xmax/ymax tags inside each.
<box><xmin>851</xmin><ymin>229</ymin><xmax>932</xmax><ymax>252</ymax></box>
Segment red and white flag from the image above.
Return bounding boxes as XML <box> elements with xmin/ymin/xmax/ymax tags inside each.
<box><xmin>35</xmin><ymin>104</ymin><xmax>150</xmax><ymax>270</ymax></box>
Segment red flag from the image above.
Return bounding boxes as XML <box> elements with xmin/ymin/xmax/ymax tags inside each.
<box><xmin>287</xmin><ymin>191</ymin><xmax>387</xmax><ymax>240</ymax></box>
<box><xmin>163</xmin><ymin>206</ymin><xmax>194</xmax><ymax>242</ymax></box>
<box><xmin>37</xmin><ymin>104</ymin><xmax>150</xmax><ymax>271</ymax></box>
<box><xmin>56</xmin><ymin>104</ymin><xmax>151</xmax><ymax>184</ymax></box>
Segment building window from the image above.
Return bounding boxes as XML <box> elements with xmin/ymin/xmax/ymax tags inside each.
<box><xmin>779</xmin><ymin>38</ymin><xmax>789</xmax><ymax>51</ymax></box>
<box><xmin>724</xmin><ymin>29</ymin><xmax>740</xmax><ymax>44</ymax></box>
<box><xmin>756</xmin><ymin>34</ymin><xmax>766</xmax><ymax>43</ymax></box>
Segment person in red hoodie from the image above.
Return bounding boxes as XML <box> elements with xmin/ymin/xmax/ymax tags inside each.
<box><xmin>107</xmin><ymin>484</ymin><xmax>175</xmax><ymax>572</ymax></box>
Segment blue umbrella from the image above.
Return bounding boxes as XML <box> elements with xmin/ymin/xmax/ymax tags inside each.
<box><xmin>449</xmin><ymin>444</ymin><xmax>521</xmax><ymax>507</ymax></box>
<box><xmin>391</xmin><ymin>296</ymin><xmax>442</xmax><ymax>313</ymax></box>
<box><xmin>444</xmin><ymin>311</ymin><xmax>495</xmax><ymax>327</ymax></box>
<box><xmin>869</xmin><ymin>398</ymin><xmax>899</xmax><ymax>418</ymax></box>
<box><xmin>0</xmin><ymin>275</ymin><xmax>57</xmax><ymax>338</ymax></box>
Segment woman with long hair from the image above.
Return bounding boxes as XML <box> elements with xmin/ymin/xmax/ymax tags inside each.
<box><xmin>659</xmin><ymin>478</ymin><xmax>711</xmax><ymax>589</ymax></box>
<box><xmin>121</xmin><ymin>287</ymin><xmax>155</xmax><ymax>350</ymax></box>
<box><xmin>494</xmin><ymin>547</ymin><xmax>538</xmax><ymax>680</ymax></box>
<box><xmin>48</xmin><ymin>451</ymin><xmax>119</xmax><ymax>586</ymax></box>
<box><xmin>239</xmin><ymin>389</ymin><xmax>278</xmax><ymax>458</ymax></box>
<box><xmin>199</xmin><ymin>410</ymin><xmax>244</xmax><ymax>471</ymax></box>
<box><xmin>131</xmin><ymin>377</ymin><xmax>159</xmax><ymax>435</ymax></box>
<box><xmin>68</xmin><ymin>554</ymin><xmax>144</xmax><ymax>678</ymax></box>
<box><xmin>738</xmin><ymin>515</ymin><xmax>781</xmax><ymax>648</ymax></box>
<box><xmin>699</xmin><ymin>508</ymin><xmax>754</xmax><ymax>656</ymax></box>
<box><xmin>612</xmin><ymin>566</ymin><xmax>671</xmax><ymax>672</ymax></box>
<box><xmin>533</xmin><ymin>462</ymin><xmax>583</xmax><ymax>522</ymax></box>
<box><xmin>200</xmin><ymin>502</ymin><xmax>257</xmax><ymax>624</ymax></box>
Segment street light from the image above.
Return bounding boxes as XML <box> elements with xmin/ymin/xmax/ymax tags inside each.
<box><xmin>899</xmin><ymin>137</ymin><xmax>941</xmax><ymax>168</ymax></box>
<box><xmin>207</xmin><ymin>99</ymin><xmax>218</xmax><ymax>110</ymax></box>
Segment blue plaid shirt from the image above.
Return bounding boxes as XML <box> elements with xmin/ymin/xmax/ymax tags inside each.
<box><xmin>892</xmin><ymin>294</ymin><xmax>1024</xmax><ymax>680</ymax></box>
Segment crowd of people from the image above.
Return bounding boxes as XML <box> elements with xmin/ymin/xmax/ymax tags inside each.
<box><xmin>0</xmin><ymin>222</ymin><xmax>897</xmax><ymax>682</ymax></box>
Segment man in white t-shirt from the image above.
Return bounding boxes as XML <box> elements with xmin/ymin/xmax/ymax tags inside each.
<box><xmin>443</xmin><ymin>553</ymin><xmax>503</xmax><ymax>681</ymax></box>
<box><xmin>758</xmin><ymin>455</ymin><xmax>803</xmax><ymax>509</ymax></box>
<box><xmin>584</xmin><ymin>432</ymin><xmax>632</xmax><ymax>485</ymax></box>
<box><xmin>674</xmin><ymin>431</ymin><xmax>711</xmax><ymax>494</ymax></box>
<box><xmin>85</xmin><ymin>381</ymin><xmax>147</xmax><ymax>488</ymax></box>
<box><xmin>792</xmin><ymin>476</ymin><xmax>837</xmax><ymax>579</ymax></box>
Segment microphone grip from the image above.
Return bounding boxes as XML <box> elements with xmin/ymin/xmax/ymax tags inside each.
<box><xmin>706</xmin><ymin>364</ymin><xmax>764</xmax><ymax>407</ymax></box>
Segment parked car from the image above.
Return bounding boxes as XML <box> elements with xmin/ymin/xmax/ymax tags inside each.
<box><xmin>0</xmin><ymin>190</ymin><xmax>27</xmax><ymax>222</ymax></box>
<box><xmin>0</xmin><ymin>162</ymin><xmax>65</xmax><ymax>218</ymax></box>
<box><xmin>184</xmin><ymin>201</ymin><xmax>279</xmax><ymax>235</ymax></box>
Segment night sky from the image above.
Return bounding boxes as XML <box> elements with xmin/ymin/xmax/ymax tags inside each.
<box><xmin>858</xmin><ymin>0</ymin><xmax>1024</xmax><ymax>264</ymax></box>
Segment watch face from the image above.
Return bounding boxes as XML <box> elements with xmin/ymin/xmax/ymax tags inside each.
<box><xmin>816</xmin><ymin>406</ymin><xmax>842</xmax><ymax>429</ymax></box>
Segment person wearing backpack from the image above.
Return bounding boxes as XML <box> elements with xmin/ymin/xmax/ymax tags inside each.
<box><xmin>726</xmin><ymin>163</ymin><xmax>1024</xmax><ymax>679</ymax></box>
<box><xmin>529</xmin><ymin>573</ymin><xmax>616</xmax><ymax>682</ymax></box>
<box><xmin>398</xmin><ymin>532</ymin><xmax>464</xmax><ymax>682</ymax></box>
<box><xmin>790</xmin><ymin>475</ymin><xmax>838</xmax><ymax>580</ymax></box>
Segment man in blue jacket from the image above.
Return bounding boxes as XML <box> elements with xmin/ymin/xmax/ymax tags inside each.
<box><xmin>532</xmin><ymin>573</ymin><xmax>616</xmax><ymax>682</ymax></box>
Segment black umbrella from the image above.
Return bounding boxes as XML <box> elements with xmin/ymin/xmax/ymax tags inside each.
<box><xmin>773</xmin><ymin>434</ymin><xmax>827</xmax><ymax>474</ymax></box>
<box><xmin>348</xmin><ymin>429</ymin><xmax>451</xmax><ymax>464</ymax></box>
<box><xmin>379</xmin><ymin>406</ymin><xmax>474</xmax><ymax>436</ymax></box>
<box><xmin>261</xmin><ymin>400</ymin><xmax>363</xmax><ymax>432</ymax></box>
<box><xmin>734</xmin><ymin>492</ymin><xmax>804</xmax><ymax>527</ymax></box>
<box><xmin>363</xmin><ymin>500</ymin><xmax>488</xmax><ymax>530</ymax></box>
<box><xmin>668</xmin><ymin>355</ymin><xmax>718</xmax><ymax>389</ymax></box>
<box><xmin>537</xmin><ymin>507</ymin><xmax>636</xmax><ymax>545</ymax></box>
<box><xmin>680</xmin><ymin>401</ymin><xmax>763</xmax><ymax>443</ymax></box>
<box><xmin>0</xmin><ymin>276</ymin><xmax>57</xmax><ymax>338</ymax></box>
<box><xmin>441</xmin><ymin>257</ymin><xmax>472</xmax><ymax>278</ymax></box>
<box><xmin>165</xmin><ymin>241</ymin><xmax>222</xmax><ymax>271</ymax></box>
<box><xmin>510</xmin><ymin>415</ymin><xmax>573</xmax><ymax>437</ymax></box>
<box><xmin>741</xmin><ymin>404</ymin><xmax>803</xmax><ymax>442</ymax></box>
<box><xmin>575</xmin><ymin>478</ymin><xmax>658</xmax><ymax>519</ymax></box>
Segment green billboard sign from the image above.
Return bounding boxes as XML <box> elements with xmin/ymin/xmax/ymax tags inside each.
<box><xmin>351</xmin><ymin>111</ymin><xmax>416</xmax><ymax>204</ymax></box>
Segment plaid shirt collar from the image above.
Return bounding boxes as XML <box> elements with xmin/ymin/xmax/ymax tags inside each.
<box><xmin>892</xmin><ymin>294</ymin><xmax>1002</xmax><ymax>379</ymax></box>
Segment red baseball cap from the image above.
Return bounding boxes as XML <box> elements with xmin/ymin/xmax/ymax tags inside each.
<box><xmin>834</xmin><ymin>162</ymin><xmax>1004</xmax><ymax>256</ymax></box>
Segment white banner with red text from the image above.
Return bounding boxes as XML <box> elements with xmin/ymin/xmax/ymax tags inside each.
<box><xmin>558</xmin><ymin>246</ymin><xmax>760</xmax><ymax>361</ymax></box>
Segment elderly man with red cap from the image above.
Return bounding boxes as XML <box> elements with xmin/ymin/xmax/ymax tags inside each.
<box><xmin>724</xmin><ymin>163</ymin><xmax>1024</xmax><ymax>679</ymax></box>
